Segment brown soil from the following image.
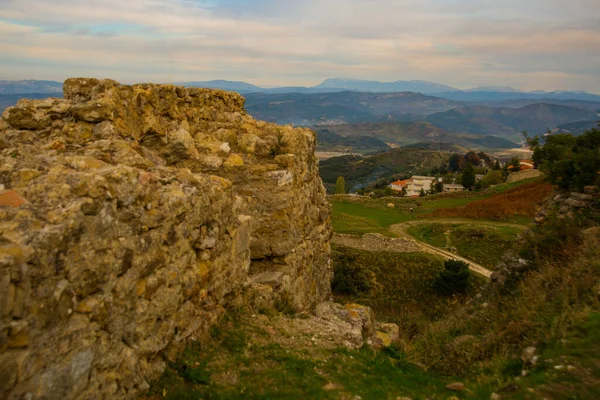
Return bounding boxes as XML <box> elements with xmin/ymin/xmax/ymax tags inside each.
<box><xmin>426</xmin><ymin>181</ymin><xmax>553</xmax><ymax>220</ymax></box>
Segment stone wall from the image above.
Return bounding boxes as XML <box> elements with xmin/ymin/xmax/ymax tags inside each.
<box><xmin>0</xmin><ymin>79</ymin><xmax>332</xmax><ymax>399</ymax></box>
<box><xmin>506</xmin><ymin>169</ymin><xmax>542</xmax><ymax>183</ymax></box>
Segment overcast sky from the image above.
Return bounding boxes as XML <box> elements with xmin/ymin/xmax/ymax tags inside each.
<box><xmin>1</xmin><ymin>0</ymin><xmax>599</xmax><ymax>92</ymax></box>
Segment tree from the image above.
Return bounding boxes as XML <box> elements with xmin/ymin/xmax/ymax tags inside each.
<box><xmin>509</xmin><ymin>157</ymin><xmax>521</xmax><ymax>172</ymax></box>
<box><xmin>448</xmin><ymin>154</ymin><xmax>461</xmax><ymax>172</ymax></box>
<box><xmin>493</xmin><ymin>160</ymin><xmax>501</xmax><ymax>170</ymax></box>
<box><xmin>479</xmin><ymin>170</ymin><xmax>503</xmax><ymax>189</ymax></box>
<box><xmin>335</xmin><ymin>176</ymin><xmax>346</xmax><ymax>194</ymax></box>
<box><xmin>419</xmin><ymin>188</ymin><xmax>426</xmax><ymax>197</ymax></box>
<box><xmin>435</xmin><ymin>260</ymin><xmax>471</xmax><ymax>296</ymax></box>
<box><xmin>331</xmin><ymin>255</ymin><xmax>372</xmax><ymax>295</ymax></box>
<box><xmin>461</xmin><ymin>163</ymin><xmax>476</xmax><ymax>189</ymax></box>
<box><xmin>463</xmin><ymin>151</ymin><xmax>481</xmax><ymax>168</ymax></box>
<box><xmin>528</xmin><ymin>128</ymin><xmax>600</xmax><ymax>191</ymax></box>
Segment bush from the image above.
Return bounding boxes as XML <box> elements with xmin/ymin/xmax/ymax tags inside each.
<box><xmin>331</xmin><ymin>254</ymin><xmax>372</xmax><ymax>295</ymax></box>
<box><xmin>435</xmin><ymin>260</ymin><xmax>470</xmax><ymax>296</ymax></box>
<box><xmin>530</xmin><ymin>128</ymin><xmax>600</xmax><ymax>191</ymax></box>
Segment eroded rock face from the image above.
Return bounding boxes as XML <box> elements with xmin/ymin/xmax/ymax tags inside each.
<box><xmin>0</xmin><ymin>78</ymin><xmax>332</xmax><ymax>399</ymax></box>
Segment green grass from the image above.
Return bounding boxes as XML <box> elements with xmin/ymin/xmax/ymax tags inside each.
<box><xmin>330</xmin><ymin>178</ymin><xmax>541</xmax><ymax>237</ymax></box>
<box><xmin>332</xmin><ymin>201</ymin><xmax>413</xmax><ymax>236</ymax></box>
<box><xmin>147</xmin><ymin>310</ymin><xmax>497</xmax><ymax>400</ymax></box>
<box><xmin>406</xmin><ymin>223</ymin><xmax>524</xmax><ymax>269</ymax></box>
<box><xmin>331</xmin><ymin>246</ymin><xmax>486</xmax><ymax>337</ymax></box>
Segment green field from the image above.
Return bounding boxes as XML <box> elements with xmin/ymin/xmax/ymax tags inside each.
<box><xmin>331</xmin><ymin>178</ymin><xmax>539</xmax><ymax>237</ymax></box>
<box><xmin>406</xmin><ymin>223</ymin><xmax>525</xmax><ymax>269</ymax></box>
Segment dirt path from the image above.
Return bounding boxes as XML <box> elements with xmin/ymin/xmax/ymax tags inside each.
<box><xmin>390</xmin><ymin>220</ymin><xmax>496</xmax><ymax>278</ymax></box>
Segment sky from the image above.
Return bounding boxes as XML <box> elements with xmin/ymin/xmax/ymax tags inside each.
<box><xmin>0</xmin><ymin>0</ymin><xmax>599</xmax><ymax>92</ymax></box>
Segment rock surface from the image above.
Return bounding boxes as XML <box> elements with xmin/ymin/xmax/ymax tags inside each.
<box><xmin>0</xmin><ymin>79</ymin><xmax>332</xmax><ymax>399</ymax></box>
<box><xmin>506</xmin><ymin>169</ymin><xmax>542</xmax><ymax>184</ymax></box>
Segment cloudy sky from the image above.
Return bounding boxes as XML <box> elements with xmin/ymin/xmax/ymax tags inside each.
<box><xmin>1</xmin><ymin>0</ymin><xmax>599</xmax><ymax>91</ymax></box>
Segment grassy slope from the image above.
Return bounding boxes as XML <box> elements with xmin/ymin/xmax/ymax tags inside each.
<box><xmin>331</xmin><ymin>178</ymin><xmax>542</xmax><ymax>236</ymax></box>
<box><xmin>406</xmin><ymin>223</ymin><xmax>524</xmax><ymax>269</ymax></box>
<box><xmin>144</xmin><ymin>178</ymin><xmax>600</xmax><ymax>399</ymax></box>
<box><xmin>331</xmin><ymin>247</ymin><xmax>485</xmax><ymax>335</ymax></box>
<box><xmin>318</xmin><ymin>148</ymin><xmax>451</xmax><ymax>190</ymax></box>
<box><xmin>407</xmin><ymin>209</ymin><xmax>600</xmax><ymax>399</ymax></box>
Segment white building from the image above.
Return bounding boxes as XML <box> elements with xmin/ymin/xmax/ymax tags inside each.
<box><xmin>443</xmin><ymin>183</ymin><xmax>465</xmax><ymax>193</ymax></box>
<box><xmin>406</xmin><ymin>176</ymin><xmax>436</xmax><ymax>197</ymax></box>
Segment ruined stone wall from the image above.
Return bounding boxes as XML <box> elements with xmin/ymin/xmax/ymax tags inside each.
<box><xmin>0</xmin><ymin>79</ymin><xmax>332</xmax><ymax>399</ymax></box>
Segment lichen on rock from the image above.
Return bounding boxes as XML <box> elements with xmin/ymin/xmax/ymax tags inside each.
<box><xmin>0</xmin><ymin>78</ymin><xmax>332</xmax><ymax>399</ymax></box>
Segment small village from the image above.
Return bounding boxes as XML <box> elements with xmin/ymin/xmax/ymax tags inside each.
<box><xmin>385</xmin><ymin>158</ymin><xmax>536</xmax><ymax>198</ymax></box>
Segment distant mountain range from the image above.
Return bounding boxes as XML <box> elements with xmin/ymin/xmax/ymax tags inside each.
<box><xmin>244</xmin><ymin>91</ymin><xmax>461</xmax><ymax>125</ymax></box>
<box><xmin>425</xmin><ymin>103</ymin><xmax>599</xmax><ymax>136</ymax></box>
<box><xmin>244</xmin><ymin>91</ymin><xmax>598</xmax><ymax>135</ymax></box>
<box><xmin>0</xmin><ymin>80</ymin><xmax>62</xmax><ymax>94</ymax></box>
<box><xmin>316</xmin><ymin>121</ymin><xmax>520</xmax><ymax>153</ymax></box>
<box><xmin>2</xmin><ymin>78</ymin><xmax>598</xmax><ymax>102</ymax></box>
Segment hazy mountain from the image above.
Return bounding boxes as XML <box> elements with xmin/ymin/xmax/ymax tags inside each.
<box><xmin>432</xmin><ymin>91</ymin><xmax>600</xmax><ymax>102</ymax></box>
<box><xmin>318</xmin><ymin>148</ymin><xmax>451</xmax><ymax>192</ymax></box>
<box><xmin>0</xmin><ymin>80</ymin><xmax>62</xmax><ymax>94</ymax></box>
<box><xmin>319</xmin><ymin>121</ymin><xmax>519</xmax><ymax>150</ymax></box>
<box><xmin>465</xmin><ymin>86</ymin><xmax>522</xmax><ymax>93</ymax></box>
<box><xmin>177</xmin><ymin>80</ymin><xmax>263</xmax><ymax>93</ymax></box>
<box><xmin>244</xmin><ymin>91</ymin><xmax>463</xmax><ymax>125</ymax></box>
<box><xmin>479</xmin><ymin>98</ymin><xmax>600</xmax><ymax>112</ymax></box>
<box><xmin>314</xmin><ymin>78</ymin><xmax>460</xmax><ymax>94</ymax></box>
<box><xmin>315</xmin><ymin>128</ymin><xmax>390</xmax><ymax>152</ymax></box>
<box><xmin>0</xmin><ymin>93</ymin><xmax>63</xmax><ymax>113</ymax></box>
<box><xmin>555</xmin><ymin>120</ymin><xmax>600</xmax><ymax>135</ymax></box>
<box><xmin>426</xmin><ymin>103</ymin><xmax>599</xmax><ymax>136</ymax></box>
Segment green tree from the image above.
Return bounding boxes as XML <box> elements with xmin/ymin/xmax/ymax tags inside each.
<box><xmin>331</xmin><ymin>255</ymin><xmax>372</xmax><ymax>295</ymax></box>
<box><xmin>448</xmin><ymin>154</ymin><xmax>461</xmax><ymax>172</ymax></box>
<box><xmin>510</xmin><ymin>157</ymin><xmax>521</xmax><ymax>171</ymax></box>
<box><xmin>528</xmin><ymin>128</ymin><xmax>600</xmax><ymax>191</ymax></box>
<box><xmin>479</xmin><ymin>170</ymin><xmax>503</xmax><ymax>189</ymax></box>
<box><xmin>335</xmin><ymin>176</ymin><xmax>346</xmax><ymax>194</ymax></box>
<box><xmin>461</xmin><ymin>163</ymin><xmax>476</xmax><ymax>189</ymax></box>
<box><xmin>493</xmin><ymin>160</ymin><xmax>501</xmax><ymax>170</ymax></box>
<box><xmin>435</xmin><ymin>260</ymin><xmax>471</xmax><ymax>296</ymax></box>
<box><xmin>419</xmin><ymin>188</ymin><xmax>426</xmax><ymax>197</ymax></box>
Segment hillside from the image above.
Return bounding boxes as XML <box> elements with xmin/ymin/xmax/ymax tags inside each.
<box><xmin>433</xmin><ymin>90</ymin><xmax>600</xmax><ymax>102</ymax></box>
<box><xmin>314</xmin><ymin>78</ymin><xmax>460</xmax><ymax>94</ymax></box>
<box><xmin>318</xmin><ymin>121</ymin><xmax>519</xmax><ymax>150</ymax></box>
<box><xmin>483</xmin><ymin>98</ymin><xmax>600</xmax><ymax>112</ymax></box>
<box><xmin>0</xmin><ymin>79</ymin><xmax>62</xmax><ymax>94</ymax></box>
<box><xmin>426</xmin><ymin>103</ymin><xmax>598</xmax><ymax>135</ymax></box>
<box><xmin>555</xmin><ymin>120</ymin><xmax>600</xmax><ymax>135</ymax></box>
<box><xmin>0</xmin><ymin>93</ymin><xmax>64</xmax><ymax>113</ymax></box>
<box><xmin>315</xmin><ymin>127</ymin><xmax>390</xmax><ymax>152</ymax></box>
<box><xmin>319</xmin><ymin>148</ymin><xmax>450</xmax><ymax>192</ymax></box>
<box><xmin>244</xmin><ymin>91</ymin><xmax>462</xmax><ymax>125</ymax></box>
<box><xmin>176</xmin><ymin>79</ymin><xmax>263</xmax><ymax>93</ymax></box>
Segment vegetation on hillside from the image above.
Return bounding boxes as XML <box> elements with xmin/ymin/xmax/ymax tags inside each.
<box><xmin>407</xmin><ymin>223</ymin><xmax>523</xmax><ymax>268</ymax></box>
<box><xmin>427</xmin><ymin>180</ymin><xmax>553</xmax><ymax>220</ymax></box>
<box><xmin>528</xmin><ymin>127</ymin><xmax>600</xmax><ymax>191</ymax></box>
<box><xmin>319</xmin><ymin>148</ymin><xmax>450</xmax><ymax>193</ymax></box>
<box><xmin>331</xmin><ymin>247</ymin><xmax>483</xmax><ymax>338</ymax></box>
<box><xmin>407</xmin><ymin>198</ymin><xmax>600</xmax><ymax>398</ymax></box>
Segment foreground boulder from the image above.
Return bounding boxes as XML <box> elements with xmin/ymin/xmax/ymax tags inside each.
<box><xmin>0</xmin><ymin>79</ymin><xmax>332</xmax><ymax>399</ymax></box>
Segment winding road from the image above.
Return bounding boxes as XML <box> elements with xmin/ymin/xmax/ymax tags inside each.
<box><xmin>388</xmin><ymin>218</ymin><xmax>528</xmax><ymax>279</ymax></box>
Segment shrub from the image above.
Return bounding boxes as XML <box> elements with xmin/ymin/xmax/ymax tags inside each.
<box><xmin>331</xmin><ymin>254</ymin><xmax>372</xmax><ymax>295</ymax></box>
<box><xmin>529</xmin><ymin>128</ymin><xmax>600</xmax><ymax>191</ymax></box>
<box><xmin>435</xmin><ymin>260</ymin><xmax>470</xmax><ymax>296</ymax></box>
